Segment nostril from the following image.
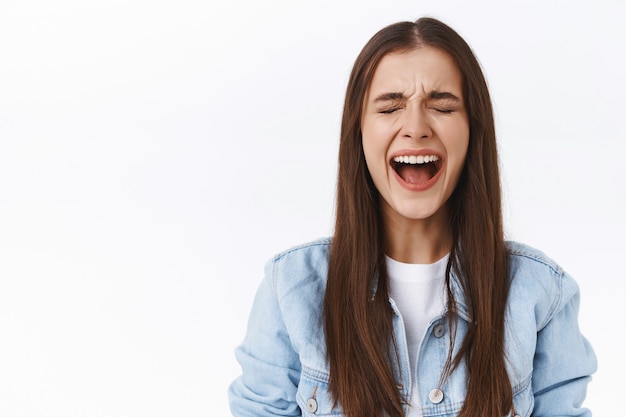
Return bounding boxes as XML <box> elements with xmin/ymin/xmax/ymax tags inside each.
<box><xmin>401</xmin><ymin>125</ymin><xmax>432</xmax><ymax>140</ymax></box>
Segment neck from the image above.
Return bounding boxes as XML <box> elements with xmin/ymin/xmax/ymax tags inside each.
<box><xmin>382</xmin><ymin>204</ymin><xmax>452</xmax><ymax>264</ymax></box>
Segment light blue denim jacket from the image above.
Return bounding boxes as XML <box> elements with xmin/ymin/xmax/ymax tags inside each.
<box><xmin>229</xmin><ymin>238</ymin><xmax>596</xmax><ymax>417</ymax></box>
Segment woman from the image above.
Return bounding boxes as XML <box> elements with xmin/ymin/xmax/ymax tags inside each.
<box><xmin>229</xmin><ymin>17</ymin><xmax>596</xmax><ymax>417</ymax></box>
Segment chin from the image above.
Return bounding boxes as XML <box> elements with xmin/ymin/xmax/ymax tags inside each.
<box><xmin>392</xmin><ymin>204</ymin><xmax>443</xmax><ymax>222</ymax></box>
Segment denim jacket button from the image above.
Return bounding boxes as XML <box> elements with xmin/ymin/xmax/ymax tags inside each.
<box><xmin>433</xmin><ymin>323</ymin><xmax>445</xmax><ymax>338</ymax></box>
<box><xmin>429</xmin><ymin>388</ymin><xmax>444</xmax><ymax>404</ymax></box>
<box><xmin>306</xmin><ymin>397</ymin><xmax>318</xmax><ymax>413</ymax></box>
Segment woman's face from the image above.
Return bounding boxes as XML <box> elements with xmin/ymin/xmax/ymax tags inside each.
<box><xmin>361</xmin><ymin>46</ymin><xmax>469</xmax><ymax>226</ymax></box>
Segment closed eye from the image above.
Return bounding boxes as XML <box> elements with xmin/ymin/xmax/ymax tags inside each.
<box><xmin>378</xmin><ymin>106</ymin><xmax>402</xmax><ymax>114</ymax></box>
<box><xmin>428</xmin><ymin>92</ymin><xmax>462</xmax><ymax>114</ymax></box>
<box><xmin>432</xmin><ymin>107</ymin><xmax>455</xmax><ymax>114</ymax></box>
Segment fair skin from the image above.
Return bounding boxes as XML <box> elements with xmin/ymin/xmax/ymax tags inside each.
<box><xmin>361</xmin><ymin>46</ymin><xmax>470</xmax><ymax>264</ymax></box>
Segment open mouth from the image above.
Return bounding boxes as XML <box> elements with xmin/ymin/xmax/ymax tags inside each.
<box><xmin>392</xmin><ymin>154</ymin><xmax>443</xmax><ymax>185</ymax></box>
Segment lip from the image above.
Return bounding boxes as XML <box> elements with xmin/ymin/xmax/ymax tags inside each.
<box><xmin>389</xmin><ymin>148</ymin><xmax>444</xmax><ymax>160</ymax></box>
<box><xmin>390</xmin><ymin>148</ymin><xmax>445</xmax><ymax>191</ymax></box>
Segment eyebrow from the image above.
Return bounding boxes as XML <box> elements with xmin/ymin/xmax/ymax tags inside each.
<box><xmin>428</xmin><ymin>91</ymin><xmax>461</xmax><ymax>101</ymax></box>
<box><xmin>373</xmin><ymin>90</ymin><xmax>461</xmax><ymax>102</ymax></box>
<box><xmin>373</xmin><ymin>92</ymin><xmax>405</xmax><ymax>102</ymax></box>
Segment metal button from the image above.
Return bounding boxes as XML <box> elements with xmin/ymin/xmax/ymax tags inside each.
<box><xmin>429</xmin><ymin>388</ymin><xmax>444</xmax><ymax>404</ymax></box>
<box><xmin>513</xmin><ymin>414</ymin><xmax>521</xmax><ymax>417</ymax></box>
<box><xmin>306</xmin><ymin>397</ymin><xmax>318</xmax><ymax>413</ymax></box>
<box><xmin>433</xmin><ymin>323</ymin><xmax>445</xmax><ymax>338</ymax></box>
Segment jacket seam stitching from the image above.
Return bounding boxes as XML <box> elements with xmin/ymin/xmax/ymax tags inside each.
<box><xmin>507</xmin><ymin>251</ymin><xmax>562</xmax><ymax>275</ymax></box>
<box><xmin>537</xmin><ymin>268</ymin><xmax>564</xmax><ymax>331</ymax></box>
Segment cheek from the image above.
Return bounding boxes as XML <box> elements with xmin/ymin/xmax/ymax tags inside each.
<box><xmin>361</xmin><ymin>136</ymin><xmax>392</xmax><ymax>194</ymax></box>
<box><xmin>442</xmin><ymin>126</ymin><xmax>470</xmax><ymax>177</ymax></box>
<box><xmin>453</xmin><ymin>137</ymin><xmax>469</xmax><ymax>165</ymax></box>
<box><xmin>362</xmin><ymin>119</ymin><xmax>394</xmax><ymax>153</ymax></box>
<box><xmin>444</xmin><ymin>120</ymin><xmax>469</xmax><ymax>153</ymax></box>
<box><xmin>361</xmin><ymin>136</ymin><xmax>382</xmax><ymax>180</ymax></box>
<box><xmin>361</xmin><ymin>126</ymin><xmax>388</xmax><ymax>169</ymax></box>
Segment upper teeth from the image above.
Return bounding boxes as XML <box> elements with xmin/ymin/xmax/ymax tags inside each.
<box><xmin>393</xmin><ymin>155</ymin><xmax>440</xmax><ymax>164</ymax></box>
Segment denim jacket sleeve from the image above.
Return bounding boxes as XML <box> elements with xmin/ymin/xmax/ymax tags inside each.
<box><xmin>228</xmin><ymin>258</ymin><xmax>302</xmax><ymax>417</ymax></box>
<box><xmin>531</xmin><ymin>269</ymin><xmax>597</xmax><ymax>416</ymax></box>
<box><xmin>505</xmin><ymin>243</ymin><xmax>597</xmax><ymax>416</ymax></box>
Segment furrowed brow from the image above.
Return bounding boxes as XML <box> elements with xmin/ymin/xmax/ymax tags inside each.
<box><xmin>428</xmin><ymin>91</ymin><xmax>461</xmax><ymax>101</ymax></box>
<box><xmin>373</xmin><ymin>92</ymin><xmax>405</xmax><ymax>103</ymax></box>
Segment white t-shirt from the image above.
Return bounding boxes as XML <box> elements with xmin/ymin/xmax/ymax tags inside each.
<box><xmin>386</xmin><ymin>254</ymin><xmax>448</xmax><ymax>417</ymax></box>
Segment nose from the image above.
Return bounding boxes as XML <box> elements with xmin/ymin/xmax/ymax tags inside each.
<box><xmin>400</xmin><ymin>107</ymin><xmax>431</xmax><ymax>140</ymax></box>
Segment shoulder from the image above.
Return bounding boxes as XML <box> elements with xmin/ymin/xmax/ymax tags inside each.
<box><xmin>264</xmin><ymin>237</ymin><xmax>332</xmax><ymax>296</ymax></box>
<box><xmin>505</xmin><ymin>241</ymin><xmax>580</xmax><ymax>330</ymax></box>
<box><xmin>505</xmin><ymin>241</ymin><xmax>564</xmax><ymax>292</ymax></box>
<box><xmin>272</xmin><ymin>237</ymin><xmax>332</xmax><ymax>264</ymax></box>
<box><xmin>505</xmin><ymin>241</ymin><xmax>562</xmax><ymax>274</ymax></box>
<box><xmin>262</xmin><ymin>238</ymin><xmax>332</xmax><ymax>366</ymax></box>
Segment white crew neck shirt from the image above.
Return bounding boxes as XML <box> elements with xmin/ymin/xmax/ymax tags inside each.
<box><xmin>386</xmin><ymin>254</ymin><xmax>448</xmax><ymax>417</ymax></box>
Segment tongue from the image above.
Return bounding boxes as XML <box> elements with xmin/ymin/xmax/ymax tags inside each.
<box><xmin>397</xmin><ymin>164</ymin><xmax>433</xmax><ymax>185</ymax></box>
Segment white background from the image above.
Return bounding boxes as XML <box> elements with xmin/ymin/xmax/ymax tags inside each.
<box><xmin>1</xmin><ymin>0</ymin><xmax>624</xmax><ymax>416</ymax></box>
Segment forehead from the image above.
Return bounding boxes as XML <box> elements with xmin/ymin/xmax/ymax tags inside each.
<box><xmin>368</xmin><ymin>46</ymin><xmax>463</xmax><ymax>95</ymax></box>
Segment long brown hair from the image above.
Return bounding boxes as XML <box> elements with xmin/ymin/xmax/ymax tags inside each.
<box><xmin>324</xmin><ymin>17</ymin><xmax>511</xmax><ymax>417</ymax></box>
